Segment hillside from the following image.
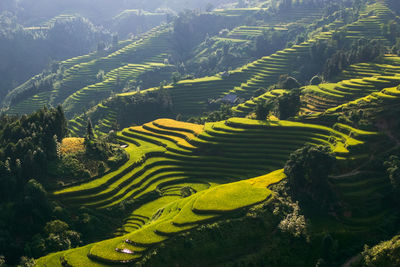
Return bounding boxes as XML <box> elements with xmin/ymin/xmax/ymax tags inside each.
<box><xmin>62</xmin><ymin>1</ymin><xmax>396</xmax><ymax>137</ymax></box>
<box><xmin>4</xmin><ymin>1</ymin><xmax>328</xmax><ymax>120</ymax></box>
<box><xmin>2</xmin><ymin>0</ymin><xmax>400</xmax><ymax>266</ymax></box>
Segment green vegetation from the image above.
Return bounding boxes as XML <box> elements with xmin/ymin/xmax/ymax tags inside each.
<box><xmin>3</xmin><ymin>0</ymin><xmax>400</xmax><ymax>266</ymax></box>
<box><xmin>285</xmin><ymin>145</ymin><xmax>336</xmax><ymax>209</ymax></box>
<box><xmin>354</xmin><ymin>235</ymin><xmax>400</xmax><ymax>267</ymax></box>
<box><xmin>36</xmin><ymin>169</ymin><xmax>286</xmax><ymax>266</ymax></box>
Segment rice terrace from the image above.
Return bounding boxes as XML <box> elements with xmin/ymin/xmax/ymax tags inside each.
<box><xmin>1</xmin><ymin>0</ymin><xmax>400</xmax><ymax>266</ymax></box>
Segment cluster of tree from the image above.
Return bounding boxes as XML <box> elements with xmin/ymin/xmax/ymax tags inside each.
<box><xmin>0</xmin><ymin>12</ymin><xmax>111</xmax><ymax>102</ymax></box>
<box><xmin>384</xmin><ymin>154</ymin><xmax>400</xmax><ymax>204</ymax></box>
<box><xmin>188</xmin><ymin>104</ymin><xmax>233</xmax><ymax>124</ymax></box>
<box><xmin>323</xmin><ymin>38</ymin><xmax>384</xmax><ymax>80</ymax></box>
<box><xmin>185</xmin><ymin>36</ymin><xmax>254</xmax><ymax>77</ymax></box>
<box><xmin>302</xmin><ymin>34</ymin><xmax>385</xmax><ymax>82</ymax></box>
<box><xmin>181</xmin><ymin>4</ymin><xmax>330</xmax><ymax>79</ymax></box>
<box><xmin>0</xmin><ymin>106</ymin><xmax>67</xmax><ymax>194</ymax></box>
<box><xmin>0</xmin><ymin>106</ymin><xmax>128</xmax><ymax>265</ymax></box>
<box><xmin>171</xmin><ymin>10</ymin><xmax>238</xmax><ymax>61</ymax></box>
<box><xmin>354</xmin><ymin>235</ymin><xmax>400</xmax><ymax>266</ymax></box>
<box><xmin>255</xmin><ymin>81</ymin><xmax>301</xmax><ymax>120</ymax></box>
<box><xmin>0</xmin><ymin>107</ymin><xmax>67</xmax><ymax>264</ymax></box>
<box><xmin>253</xmin><ymin>25</ymin><xmax>307</xmax><ymax>59</ymax></box>
<box><xmin>284</xmin><ymin>145</ymin><xmax>337</xmax><ymax>210</ymax></box>
<box><xmin>110</xmin><ymin>10</ymin><xmax>166</xmax><ymax>39</ymax></box>
<box><xmin>84</xmin><ymin>122</ymin><xmax>128</xmax><ymax>170</ymax></box>
<box><xmin>84</xmin><ymin>85</ymin><xmax>174</xmax><ymax>134</ymax></box>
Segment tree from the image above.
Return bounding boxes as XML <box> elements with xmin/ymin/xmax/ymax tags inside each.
<box><xmin>281</xmin><ymin>76</ymin><xmax>301</xmax><ymax>90</ymax></box>
<box><xmin>384</xmin><ymin>155</ymin><xmax>400</xmax><ymax>191</ymax></box>
<box><xmin>55</xmin><ymin>105</ymin><xmax>68</xmax><ymax>141</ymax></box>
<box><xmin>44</xmin><ymin>220</ymin><xmax>81</xmax><ymax>253</ymax></box>
<box><xmin>284</xmin><ymin>145</ymin><xmax>336</xmax><ymax>209</ymax></box>
<box><xmin>274</xmin><ymin>89</ymin><xmax>300</xmax><ymax>120</ymax></box>
<box><xmin>255</xmin><ymin>100</ymin><xmax>272</xmax><ymax>120</ymax></box>
<box><xmin>86</xmin><ymin>119</ymin><xmax>94</xmax><ymax>140</ymax></box>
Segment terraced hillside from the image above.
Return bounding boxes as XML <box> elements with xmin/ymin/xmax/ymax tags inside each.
<box><xmin>56</xmin><ymin>118</ymin><xmax>363</xmax><ymax>209</ymax></box>
<box><xmin>5</xmin><ymin>1</ymin><xmax>400</xmax><ymax>266</ymax></box>
<box><xmin>67</xmin><ymin>1</ymin><xmax>395</xmax><ymax>136</ymax></box>
<box><xmin>6</xmin><ymin>2</ymin><xmax>325</xmax><ymax>119</ymax></box>
<box><xmin>37</xmin><ymin>170</ymin><xmax>285</xmax><ymax>266</ymax></box>
<box><xmin>214</xmin><ymin>4</ymin><xmax>324</xmax><ymax>23</ymax></box>
<box><xmin>231</xmin><ymin>54</ymin><xmax>400</xmax><ymax>118</ymax></box>
<box><xmin>301</xmin><ymin>75</ymin><xmax>400</xmax><ymax>114</ymax></box>
<box><xmin>232</xmin><ymin>89</ymin><xmax>289</xmax><ymax>116</ymax></box>
<box><xmin>37</xmin><ymin>114</ymin><xmax>377</xmax><ymax>266</ymax></box>
<box><xmin>6</xmin><ymin>25</ymin><xmax>174</xmax><ymax>117</ymax></box>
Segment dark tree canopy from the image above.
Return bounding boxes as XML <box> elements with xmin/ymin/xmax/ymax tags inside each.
<box><xmin>284</xmin><ymin>145</ymin><xmax>336</xmax><ymax>209</ymax></box>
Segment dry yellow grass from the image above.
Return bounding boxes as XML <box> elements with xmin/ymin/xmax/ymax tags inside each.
<box><xmin>60</xmin><ymin>138</ymin><xmax>85</xmax><ymax>154</ymax></box>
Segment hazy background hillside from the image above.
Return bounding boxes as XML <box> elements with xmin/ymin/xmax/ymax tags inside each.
<box><xmin>0</xmin><ymin>0</ymin><xmax>238</xmax><ymax>103</ymax></box>
<box><xmin>0</xmin><ymin>0</ymin><xmax>235</xmax><ymax>24</ymax></box>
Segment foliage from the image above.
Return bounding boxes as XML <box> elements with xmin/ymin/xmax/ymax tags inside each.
<box><xmin>86</xmin><ymin>119</ymin><xmax>95</xmax><ymax>140</ymax></box>
<box><xmin>274</xmin><ymin>89</ymin><xmax>300</xmax><ymax>120</ymax></box>
<box><xmin>0</xmin><ymin>106</ymin><xmax>67</xmax><ymax>193</ymax></box>
<box><xmin>255</xmin><ymin>100</ymin><xmax>273</xmax><ymax>120</ymax></box>
<box><xmin>278</xmin><ymin>201</ymin><xmax>307</xmax><ymax>238</ymax></box>
<box><xmin>355</xmin><ymin>235</ymin><xmax>400</xmax><ymax>267</ymax></box>
<box><xmin>279</xmin><ymin>75</ymin><xmax>301</xmax><ymax>90</ymax></box>
<box><xmin>17</xmin><ymin>257</ymin><xmax>35</xmax><ymax>267</ymax></box>
<box><xmin>284</xmin><ymin>145</ymin><xmax>336</xmax><ymax>209</ymax></box>
<box><xmin>0</xmin><ymin>12</ymin><xmax>111</xmax><ymax>101</ymax></box>
<box><xmin>0</xmin><ymin>106</ymin><xmax>127</xmax><ymax>265</ymax></box>
<box><xmin>189</xmin><ymin>104</ymin><xmax>233</xmax><ymax>124</ymax></box>
<box><xmin>384</xmin><ymin>155</ymin><xmax>400</xmax><ymax>192</ymax></box>
<box><xmin>323</xmin><ymin>39</ymin><xmax>385</xmax><ymax>80</ymax></box>
<box><xmin>253</xmin><ymin>89</ymin><xmax>300</xmax><ymax>120</ymax></box>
